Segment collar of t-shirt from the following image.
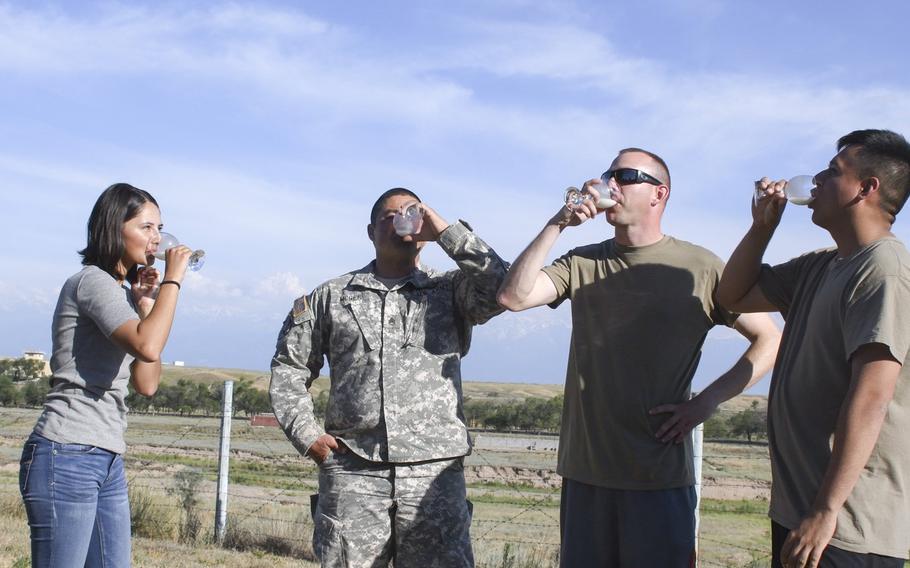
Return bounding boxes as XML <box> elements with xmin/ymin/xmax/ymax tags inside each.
<box><xmin>612</xmin><ymin>235</ymin><xmax>670</xmax><ymax>256</ymax></box>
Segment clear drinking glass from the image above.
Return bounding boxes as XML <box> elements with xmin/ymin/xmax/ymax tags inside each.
<box><xmin>154</xmin><ymin>232</ymin><xmax>206</xmax><ymax>271</ymax></box>
<box><xmin>754</xmin><ymin>175</ymin><xmax>815</xmax><ymax>206</ymax></box>
<box><xmin>392</xmin><ymin>204</ymin><xmax>424</xmax><ymax>236</ymax></box>
<box><xmin>565</xmin><ymin>181</ymin><xmax>618</xmax><ymax>210</ymax></box>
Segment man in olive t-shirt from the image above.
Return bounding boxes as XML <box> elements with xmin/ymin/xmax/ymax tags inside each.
<box><xmin>498</xmin><ymin>148</ymin><xmax>780</xmax><ymax>567</ymax></box>
<box><xmin>719</xmin><ymin>129</ymin><xmax>910</xmax><ymax>568</ymax></box>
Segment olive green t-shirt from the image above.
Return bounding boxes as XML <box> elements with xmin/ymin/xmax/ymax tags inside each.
<box><xmin>543</xmin><ymin>236</ymin><xmax>737</xmax><ymax>490</ymax></box>
<box><xmin>759</xmin><ymin>238</ymin><xmax>910</xmax><ymax>558</ymax></box>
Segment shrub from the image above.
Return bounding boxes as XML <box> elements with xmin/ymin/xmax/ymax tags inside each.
<box><xmin>130</xmin><ymin>487</ymin><xmax>175</xmax><ymax>540</ymax></box>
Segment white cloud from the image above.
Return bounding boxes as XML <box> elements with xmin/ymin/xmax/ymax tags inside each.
<box><xmin>255</xmin><ymin>271</ymin><xmax>305</xmax><ymax>298</ymax></box>
<box><xmin>0</xmin><ymin>281</ymin><xmax>57</xmax><ymax>312</ymax></box>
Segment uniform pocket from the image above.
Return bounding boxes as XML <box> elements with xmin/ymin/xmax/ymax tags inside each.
<box><xmin>313</xmin><ymin>510</ymin><xmax>347</xmax><ymax>567</ymax></box>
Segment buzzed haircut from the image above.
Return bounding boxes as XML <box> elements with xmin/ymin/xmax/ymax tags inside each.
<box><xmin>837</xmin><ymin>129</ymin><xmax>910</xmax><ymax>222</ymax></box>
<box><xmin>618</xmin><ymin>147</ymin><xmax>671</xmax><ymax>188</ymax></box>
<box><xmin>370</xmin><ymin>187</ymin><xmax>421</xmax><ymax>224</ymax></box>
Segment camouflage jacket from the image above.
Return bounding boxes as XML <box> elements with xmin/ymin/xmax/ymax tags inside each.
<box><xmin>270</xmin><ymin>221</ymin><xmax>508</xmax><ymax>463</ymax></box>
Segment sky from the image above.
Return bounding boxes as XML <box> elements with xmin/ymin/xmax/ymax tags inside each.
<box><xmin>1</xmin><ymin>1</ymin><xmax>909</xmax><ymax>393</ymax></box>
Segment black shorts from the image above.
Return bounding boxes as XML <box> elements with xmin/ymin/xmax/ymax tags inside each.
<box><xmin>559</xmin><ymin>478</ymin><xmax>697</xmax><ymax>568</ymax></box>
<box><xmin>771</xmin><ymin>521</ymin><xmax>904</xmax><ymax>568</ymax></box>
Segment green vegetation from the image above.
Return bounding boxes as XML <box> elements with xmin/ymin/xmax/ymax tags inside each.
<box><xmin>706</xmin><ymin>400</ymin><xmax>768</xmax><ymax>442</ymax></box>
<box><xmin>0</xmin><ymin>358</ymin><xmax>46</xmax><ymax>382</ymax></box>
<box><xmin>1</xmin><ymin>360</ymin><xmax>771</xmax><ymax>441</ymax></box>
<box><xmin>126</xmin><ymin>378</ymin><xmax>270</xmax><ymax>417</ymax></box>
<box><xmin>0</xmin><ymin>376</ymin><xmax>48</xmax><ymax>407</ymax></box>
<box><xmin>464</xmin><ymin>396</ymin><xmax>563</xmax><ymax>431</ymax></box>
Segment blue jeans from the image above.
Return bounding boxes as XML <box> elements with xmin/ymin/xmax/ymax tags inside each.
<box><xmin>19</xmin><ymin>433</ymin><xmax>131</xmax><ymax>568</ymax></box>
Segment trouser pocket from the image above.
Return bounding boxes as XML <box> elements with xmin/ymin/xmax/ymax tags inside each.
<box><xmin>313</xmin><ymin>508</ymin><xmax>347</xmax><ymax>568</ymax></box>
<box><xmin>19</xmin><ymin>441</ymin><xmax>38</xmax><ymax>493</ymax></box>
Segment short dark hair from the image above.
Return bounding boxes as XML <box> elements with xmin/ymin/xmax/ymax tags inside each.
<box><xmin>837</xmin><ymin>129</ymin><xmax>910</xmax><ymax>221</ymax></box>
<box><xmin>369</xmin><ymin>187</ymin><xmax>421</xmax><ymax>224</ymax></box>
<box><xmin>79</xmin><ymin>183</ymin><xmax>158</xmax><ymax>281</ymax></box>
<box><xmin>618</xmin><ymin>147</ymin><xmax>671</xmax><ymax>188</ymax></box>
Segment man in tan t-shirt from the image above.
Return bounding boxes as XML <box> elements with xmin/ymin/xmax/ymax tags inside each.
<box><xmin>498</xmin><ymin>148</ymin><xmax>780</xmax><ymax>567</ymax></box>
<box><xmin>718</xmin><ymin>129</ymin><xmax>910</xmax><ymax>568</ymax></box>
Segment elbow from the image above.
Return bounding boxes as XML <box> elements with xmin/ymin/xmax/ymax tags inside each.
<box><xmin>134</xmin><ymin>383</ymin><xmax>159</xmax><ymax>397</ymax></box>
<box><xmin>496</xmin><ymin>289</ymin><xmax>522</xmax><ymax>312</ymax></box>
<box><xmin>133</xmin><ymin>341</ymin><xmax>164</xmax><ymax>364</ymax></box>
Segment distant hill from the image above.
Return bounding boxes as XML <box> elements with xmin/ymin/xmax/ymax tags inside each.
<box><xmin>158</xmin><ymin>364</ymin><xmax>764</xmax><ymax>412</ymax></box>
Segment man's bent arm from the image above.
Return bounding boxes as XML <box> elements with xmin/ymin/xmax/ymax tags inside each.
<box><xmin>269</xmin><ymin>300</ymin><xmax>326</xmax><ymax>458</ymax></box>
<box><xmin>780</xmin><ymin>343</ymin><xmax>900</xmax><ymax>568</ymax></box>
<box><xmin>652</xmin><ymin>312</ymin><xmax>781</xmax><ymax>442</ymax></box>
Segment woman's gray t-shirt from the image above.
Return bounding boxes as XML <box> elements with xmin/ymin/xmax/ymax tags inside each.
<box><xmin>33</xmin><ymin>265</ymin><xmax>139</xmax><ymax>454</ymax></box>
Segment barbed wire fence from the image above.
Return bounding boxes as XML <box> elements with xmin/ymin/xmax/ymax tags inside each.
<box><xmin>0</xmin><ymin>389</ymin><xmax>775</xmax><ymax>567</ymax></box>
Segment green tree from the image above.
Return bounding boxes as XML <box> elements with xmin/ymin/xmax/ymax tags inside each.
<box><xmin>126</xmin><ymin>386</ymin><xmax>154</xmax><ymax>413</ymax></box>
<box><xmin>703</xmin><ymin>413</ymin><xmax>730</xmax><ymax>439</ymax></box>
<box><xmin>0</xmin><ymin>358</ymin><xmax>46</xmax><ymax>381</ymax></box>
<box><xmin>21</xmin><ymin>380</ymin><xmax>49</xmax><ymax>407</ymax></box>
<box><xmin>233</xmin><ymin>381</ymin><xmax>270</xmax><ymax>416</ymax></box>
<box><xmin>0</xmin><ymin>376</ymin><xmax>22</xmax><ymax>406</ymax></box>
<box><xmin>728</xmin><ymin>401</ymin><xmax>767</xmax><ymax>442</ymax></box>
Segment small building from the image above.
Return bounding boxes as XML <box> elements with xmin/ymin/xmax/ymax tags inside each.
<box><xmin>250</xmin><ymin>414</ymin><xmax>280</xmax><ymax>427</ymax></box>
<box><xmin>22</xmin><ymin>351</ymin><xmax>51</xmax><ymax>376</ymax></box>
<box><xmin>173</xmin><ymin>360</ymin><xmax>185</xmax><ymax>367</ymax></box>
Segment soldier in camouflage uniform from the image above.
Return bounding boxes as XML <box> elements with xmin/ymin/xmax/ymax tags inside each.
<box><xmin>270</xmin><ymin>187</ymin><xmax>508</xmax><ymax>568</ymax></box>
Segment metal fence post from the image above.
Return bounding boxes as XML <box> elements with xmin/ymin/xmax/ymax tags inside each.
<box><xmin>215</xmin><ymin>380</ymin><xmax>234</xmax><ymax>544</ymax></box>
<box><xmin>693</xmin><ymin>421</ymin><xmax>704</xmax><ymax>567</ymax></box>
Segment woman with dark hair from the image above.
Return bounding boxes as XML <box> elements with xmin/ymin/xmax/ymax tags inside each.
<box><xmin>19</xmin><ymin>183</ymin><xmax>192</xmax><ymax>567</ymax></box>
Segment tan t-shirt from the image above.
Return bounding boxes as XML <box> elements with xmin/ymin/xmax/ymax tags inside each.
<box><xmin>759</xmin><ymin>238</ymin><xmax>910</xmax><ymax>558</ymax></box>
<box><xmin>543</xmin><ymin>236</ymin><xmax>736</xmax><ymax>490</ymax></box>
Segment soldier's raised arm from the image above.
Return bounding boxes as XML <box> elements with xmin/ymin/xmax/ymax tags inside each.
<box><xmin>406</xmin><ymin>201</ymin><xmax>509</xmax><ymax>325</ymax></box>
<box><xmin>446</xmin><ymin>220</ymin><xmax>509</xmax><ymax>325</ymax></box>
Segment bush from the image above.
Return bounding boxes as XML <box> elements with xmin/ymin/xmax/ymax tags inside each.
<box><xmin>222</xmin><ymin>514</ymin><xmax>315</xmax><ymax>560</ymax></box>
<box><xmin>465</xmin><ymin>396</ymin><xmax>563</xmax><ymax>432</ymax></box>
<box><xmin>130</xmin><ymin>487</ymin><xmax>175</xmax><ymax>540</ymax></box>
<box><xmin>167</xmin><ymin>470</ymin><xmax>205</xmax><ymax>544</ymax></box>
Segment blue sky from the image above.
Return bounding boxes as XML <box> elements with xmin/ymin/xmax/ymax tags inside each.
<box><xmin>2</xmin><ymin>1</ymin><xmax>909</xmax><ymax>392</ymax></box>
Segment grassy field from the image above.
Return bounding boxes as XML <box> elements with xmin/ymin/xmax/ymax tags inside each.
<box><xmin>0</xmin><ymin>404</ymin><xmax>779</xmax><ymax>568</ymax></box>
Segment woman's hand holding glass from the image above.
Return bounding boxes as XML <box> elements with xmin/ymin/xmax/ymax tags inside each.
<box><xmin>161</xmin><ymin>243</ymin><xmax>194</xmax><ymax>284</ymax></box>
<box><xmin>133</xmin><ymin>242</ymin><xmax>193</xmax><ymax>317</ymax></box>
<box><xmin>154</xmin><ymin>232</ymin><xmax>205</xmax><ymax>271</ymax></box>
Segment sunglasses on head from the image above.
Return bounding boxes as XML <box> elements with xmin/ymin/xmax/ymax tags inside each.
<box><xmin>601</xmin><ymin>168</ymin><xmax>664</xmax><ymax>186</ymax></box>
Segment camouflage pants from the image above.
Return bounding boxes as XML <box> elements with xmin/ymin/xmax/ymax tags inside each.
<box><xmin>310</xmin><ymin>452</ymin><xmax>474</xmax><ymax>568</ymax></box>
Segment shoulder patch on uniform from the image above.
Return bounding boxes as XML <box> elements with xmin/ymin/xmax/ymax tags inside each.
<box><xmin>292</xmin><ymin>294</ymin><xmax>311</xmax><ymax>324</ymax></box>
